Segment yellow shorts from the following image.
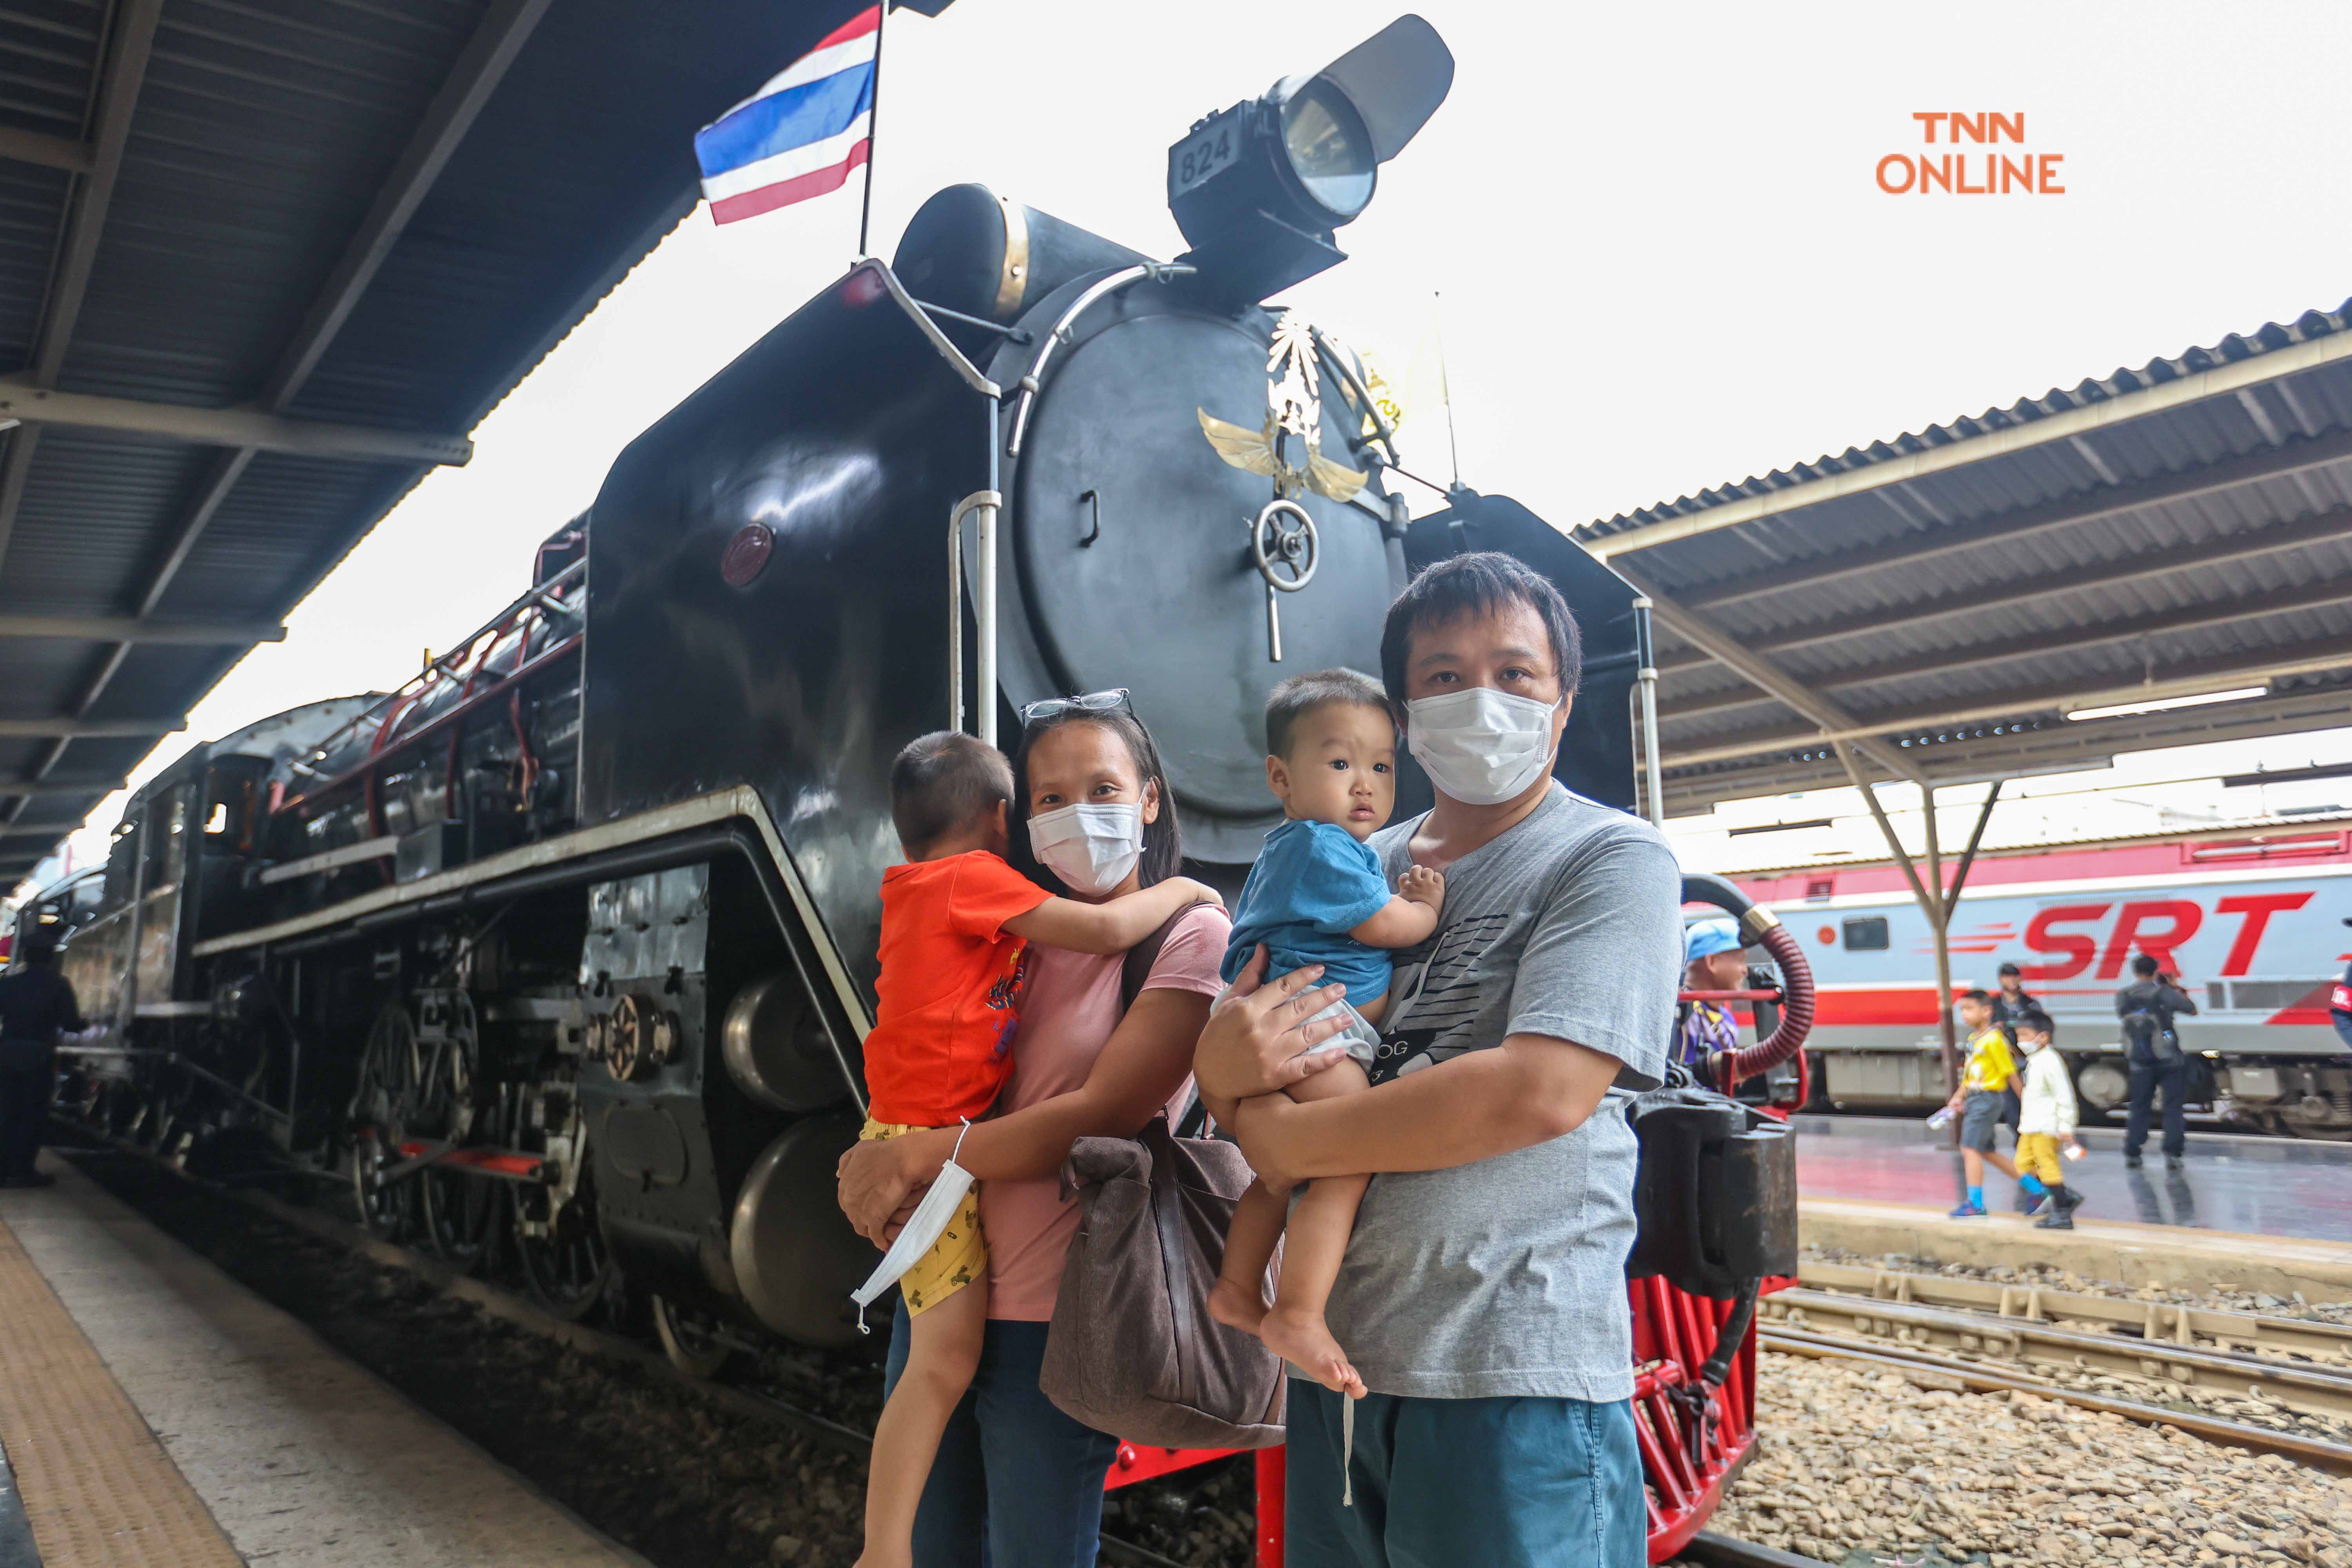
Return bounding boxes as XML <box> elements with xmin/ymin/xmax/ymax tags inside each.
<box><xmin>859</xmin><ymin>1118</ymin><xmax>984</xmax><ymax>1316</ymax></box>
<box><xmin>2015</xmin><ymin>1132</ymin><xmax>2064</xmax><ymax>1186</ymax></box>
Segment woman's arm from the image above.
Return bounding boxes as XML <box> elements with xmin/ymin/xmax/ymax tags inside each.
<box><xmin>836</xmin><ymin>986</ymin><xmax>1209</xmax><ymax>1243</ymax></box>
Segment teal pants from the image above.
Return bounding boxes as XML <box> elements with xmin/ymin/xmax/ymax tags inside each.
<box><xmin>1285</xmin><ymin>1381</ymin><xmax>1646</xmax><ymax>1567</ymax></box>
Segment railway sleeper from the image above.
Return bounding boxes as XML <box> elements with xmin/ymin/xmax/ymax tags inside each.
<box><xmin>1765</xmin><ymin>1288</ymin><xmax>2352</xmax><ymax>1426</ymax></box>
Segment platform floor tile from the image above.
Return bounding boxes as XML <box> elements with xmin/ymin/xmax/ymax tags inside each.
<box><xmin>0</xmin><ymin>1161</ymin><xmax>642</xmax><ymax>1568</ymax></box>
<box><xmin>0</xmin><ymin>1202</ymin><xmax>241</xmax><ymax>1568</ymax></box>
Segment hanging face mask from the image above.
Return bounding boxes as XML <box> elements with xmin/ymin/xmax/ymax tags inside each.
<box><xmin>1027</xmin><ymin>801</ymin><xmax>1144</xmax><ymax>895</ymax></box>
<box><xmin>1404</xmin><ymin>687</ymin><xmax>1561</xmax><ymax>806</ymax></box>
<box><xmin>850</xmin><ymin>1123</ymin><xmax>977</xmax><ymax>1333</ymax></box>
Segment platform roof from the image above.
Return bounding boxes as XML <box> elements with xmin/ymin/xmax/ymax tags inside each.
<box><xmin>1577</xmin><ymin>301</ymin><xmax>2352</xmax><ymax>819</ymax></box>
<box><xmin>0</xmin><ymin>0</ymin><xmax>888</xmax><ymax>880</ymax></box>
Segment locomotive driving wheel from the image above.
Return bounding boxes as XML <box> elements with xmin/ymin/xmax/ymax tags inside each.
<box><xmin>350</xmin><ymin>998</ymin><xmax>421</xmax><ymax>1240</ymax></box>
<box><xmin>416</xmin><ymin>992</ymin><xmax>494</xmax><ymax>1270</ymax></box>
<box><xmin>513</xmin><ymin>1159</ymin><xmax>614</xmax><ymax>1321</ymax></box>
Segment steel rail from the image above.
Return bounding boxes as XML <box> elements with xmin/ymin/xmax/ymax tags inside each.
<box><xmin>1766</xmin><ymin>1288</ymin><xmax>2352</xmax><ymax>1423</ymax></box>
<box><xmin>1758</xmin><ymin>1328</ymin><xmax>2352</xmax><ymax>1474</ymax></box>
<box><xmin>1679</xmin><ymin>1532</ymin><xmax>1840</xmax><ymax>1568</ymax></box>
<box><xmin>1796</xmin><ymin>1259</ymin><xmax>2352</xmax><ymax>1363</ymax></box>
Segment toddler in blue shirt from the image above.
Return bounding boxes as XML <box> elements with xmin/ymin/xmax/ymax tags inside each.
<box><xmin>1207</xmin><ymin>668</ymin><xmax>1444</xmax><ymax>1396</ymax></box>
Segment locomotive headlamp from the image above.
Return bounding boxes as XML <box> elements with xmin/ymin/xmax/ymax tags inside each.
<box><xmin>1168</xmin><ymin>13</ymin><xmax>1454</xmax><ymax>302</ymax></box>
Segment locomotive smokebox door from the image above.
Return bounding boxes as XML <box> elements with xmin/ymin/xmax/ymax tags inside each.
<box><xmin>983</xmin><ymin>280</ymin><xmax>1398</xmax><ymax>866</ymax></box>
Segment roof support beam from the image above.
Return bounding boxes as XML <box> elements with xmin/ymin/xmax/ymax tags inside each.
<box><xmin>0</xmin><ymin>615</ymin><xmax>284</xmax><ymax>644</ymax></box>
<box><xmin>0</xmin><ymin>0</ymin><xmax>166</xmax><ymax>571</ymax></box>
<box><xmin>1652</xmin><ymin>504</ymin><xmax>2352</xmax><ymax>675</ymax></box>
<box><xmin>0</xmin><ymin>776</ymin><xmax>125</xmax><ymax>798</ymax></box>
<box><xmin>0</xmin><ymin>717</ymin><xmax>181</xmax><ymax>739</ymax></box>
<box><xmin>1613</xmin><ymin>563</ymin><xmax>1924</xmax><ymax>784</ymax></box>
<box><xmin>0</xmin><ymin>384</ymin><xmax>472</xmax><ymax>464</ymax></box>
<box><xmin>0</xmin><ymin>126</ymin><xmax>96</xmax><ymax>175</ymax></box>
<box><xmin>5</xmin><ymin>0</ymin><xmax>550</xmax><ymax>829</ymax></box>
<box><xmin>1660</xmin><ymin>639</ymin><xmax>2352</xmax><ymax>770</ymax></box>
<box><xmin>1672</xmin><ymin>428</ymin><xmax>2352</xmax><ymax>613</ymax></box>
<box><xmin>1660</xmin><ymin>575</ymin><xmax>2352</xmax><ymax>721</ymax></box>
<box><xmin>1585</xmin><ymin>337</ymin><xmax>2352</xmax><ymax>561</ymax></box>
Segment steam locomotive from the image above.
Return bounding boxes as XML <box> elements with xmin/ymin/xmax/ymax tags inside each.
<box><xmin>16</xmin><ymin>16</ymin><xmax>1800</xmax><ymax>1557</ymax></box>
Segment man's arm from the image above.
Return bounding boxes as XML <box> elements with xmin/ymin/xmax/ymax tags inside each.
<box><xmin>1220</xmin><ymin>1030</ymin><xmax>1623</xmax><ymax>1189</ymax></box>
<box><xmin>2160</xmin><ymin>981</ymin><xmax>2197</xmax><ymax>1017</ymax></box>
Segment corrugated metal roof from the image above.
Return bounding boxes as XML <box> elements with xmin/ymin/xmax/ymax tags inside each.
<box><xmin>0</xmin><ymin>0</ymin><xmax>880</xmax><ymax>874</ymax></box>
<box><xmin>1579</xmin><ymin>300</ymin><xmax>2352</xmax><ymax>816</ymax></box>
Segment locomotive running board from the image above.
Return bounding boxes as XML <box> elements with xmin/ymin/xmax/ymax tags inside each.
<box><xmin>189</xmin><ymin>786</ymin><xmax>875</xmax><ymax>1041</ymax></box>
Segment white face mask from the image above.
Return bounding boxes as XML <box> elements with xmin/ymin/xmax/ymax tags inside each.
<box><xmin>1026</xmin><ymin>801</ymin><xmax>1144</xmax><ymax>895</ymax></box>
<box><xmin>1403</xmin><ymin>687</ymin><xmax>1561</xmax><ymax>806</ymax></box>
<box><xmin>2019</xmin><ymin>1036</ymin><xmax>2045</xmax><ymax>1054</ymax></box>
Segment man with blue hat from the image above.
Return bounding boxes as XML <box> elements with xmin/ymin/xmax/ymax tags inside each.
<box><xmin>1677</xmin><ymin>917</ymin><xmax>1747</xmax><ymax>1068</ymax></box>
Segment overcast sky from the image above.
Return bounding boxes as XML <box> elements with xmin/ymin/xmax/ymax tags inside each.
<box><xmin>27</xmin><ymin>0</ymin><xmax>2352</xmax><ymax>885</ymax></box>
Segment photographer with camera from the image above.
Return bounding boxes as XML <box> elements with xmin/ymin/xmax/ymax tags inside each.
<box><xmin>2115</xmin><ymin>953</ymin><xmax>2197</xmax><ymax>1172</ymax></box>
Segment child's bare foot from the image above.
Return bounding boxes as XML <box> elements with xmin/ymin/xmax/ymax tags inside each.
<box><xmin>1260</xmin><ymin>1304</ymin><xmax>1366</xmax><ymax>1398</ymax></box>
<box><xmin>1207</xmin><ymin>1276</ymin><xmax>1269</xmax><ymax>1337</ymax></box>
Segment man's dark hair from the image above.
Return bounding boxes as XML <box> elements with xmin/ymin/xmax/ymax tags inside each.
<box><xmin>889</xmin><ymin>731</ymin><xmax>1014</xmax><ymax>851</ymax></box>
<box><xmin>15</xmin><ymin>932</ymin><xmax>55</xmax><ymax>967</ymax></box>
<box><xmin>1960</xmin><ymin>987</ymin><xmax>1992</xmax><ymax>1005</ymax></box>
<box><xmin>2016</xmin><ymin>1009</ymin><xmax>2055</xmax><ymax>1039</ymax></box>
<box><xmin>1378</xmin><ymin>552</ymin><xmax>1582</xmax><ymax>708</ymax></box>
<box><xmin>1264</xmin><ymin>668</ymin><xmax>1391</xmax><ymax>760</ymax></box>
<box><xmin>1009</xmin><ymin>705</ymin><xmax>1184</xmax><ymax>892</ymax></box>
<box><xmin>1997</xmin><ymin>962</ymin><xmax>2021</xmax><ymax>979</ymax></box>
<box><xmin>2131</xmin><ymin>953</ymin><xmax>2159</xmax><ymax>978</ymax></box>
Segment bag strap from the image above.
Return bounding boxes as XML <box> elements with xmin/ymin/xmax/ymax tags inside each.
<box><xmin>1140</xmin><ymin>1116</ymin><xmax>1208</xmax><ymax>1409</ymax></box>
<box><xmin>1118</xmin><ymin>905</ymin><xmax>1192</xmax><ymax>1016</ymax></box>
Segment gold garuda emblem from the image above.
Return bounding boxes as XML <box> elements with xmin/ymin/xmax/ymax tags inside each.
<box><xmin>1197</xmin><ymin>315</ymin><xmax>1368</xmax><ymax>504</ymax></box>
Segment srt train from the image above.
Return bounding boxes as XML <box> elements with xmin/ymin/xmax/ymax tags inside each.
<box><xmin>13</xmin><ymin>16</ymin><xmax>1802</xmax><ymax>1559</ymax></box>
<box><xmin>1736</xmin><ymin>829</ymin><xmax>2352</xmax><ymax>1138</ymax></box>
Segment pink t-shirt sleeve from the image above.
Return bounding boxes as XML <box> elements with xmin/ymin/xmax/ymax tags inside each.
<box><xmin>1142</xmin><ymin>902</ymin><xmax>1231</xmax><ymax>998</ymax></box>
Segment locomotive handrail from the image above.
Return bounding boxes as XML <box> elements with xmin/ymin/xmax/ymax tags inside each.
<box><xmin>288</xmin><ymin>557</ymin><xmax>586</xmax><ymax>784</ymax></box>
<box><xmin>278</xmin><ymin>632</ymin><xmax>583</xmax><ymax>813</ymax></box>
<box><xmin>1004</xmin><ymin>261</ymin><xmax>1196</xmax><ymax>458</ymax></box>
<box><xmin>855</xmin><ymin>258</ymin><xmax>1000</xmax><ymax>399</ymax></box>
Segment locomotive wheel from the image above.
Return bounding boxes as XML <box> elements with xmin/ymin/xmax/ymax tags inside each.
<box><xmin>350</xmin><ymin>1125</ymin><xmax>417</xmax><ymax>1241</ymax></box>
<box><xmin>651</xmin><ymin>1294</ymin><xmax>731</xmax><ymax>1380</ymax></box>
<box><xmin>513</xmin><ymin>1164</ymin><xmax>613</xmax><ymax>1322</ymax></box>
<box><xmin>416</xmin><ymin>995</ymin><xmax>488</xmax><ymax>1269</ymax></box>
<box><xmin>350</xmin><ymin>1000</ymin><xmax>422</xmax><ymax>1241</ymax></box>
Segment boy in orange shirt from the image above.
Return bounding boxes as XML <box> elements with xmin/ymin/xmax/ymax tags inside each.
<box><xmin>856</xmin><ymin>731</ymin><xmax>1220</xmax><ymax>1568</ymax></box>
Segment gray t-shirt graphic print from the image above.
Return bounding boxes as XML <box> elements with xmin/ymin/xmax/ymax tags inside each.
<box><xmin>1320</xmin><ymin>782</ymin><xmax>1680</xmax><ymax>1402</ymax></box>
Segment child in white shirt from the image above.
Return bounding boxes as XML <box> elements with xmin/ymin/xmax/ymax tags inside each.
<box><xmin>2014</xmin><ymin>1009</ymin><xmax>2086</xmax><ymax>1229</ymax></box>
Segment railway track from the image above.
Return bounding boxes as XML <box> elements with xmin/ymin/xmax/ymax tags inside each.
<box><xmin>1761</xmin><ymin>1262</ymin><xmax>2352</xmax><ymax>1473</ymax></box>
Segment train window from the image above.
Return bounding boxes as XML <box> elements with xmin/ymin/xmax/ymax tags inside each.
<box><xmin>1842</xmin><ymin>916</ymin><xmax>1890</xmax><ymax>951</ymax></box>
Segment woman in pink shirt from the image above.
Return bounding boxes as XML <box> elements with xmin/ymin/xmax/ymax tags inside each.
<box><xmin>837</xmin><ymin>695</ymin><xmax>1230</xmax><ymax>1567</ymax></box>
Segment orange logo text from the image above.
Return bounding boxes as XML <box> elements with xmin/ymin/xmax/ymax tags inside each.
<box><xmin>1877</xmin><ymin>113</ymin><xmax>2064</xmax><ymax>195</ymax></box>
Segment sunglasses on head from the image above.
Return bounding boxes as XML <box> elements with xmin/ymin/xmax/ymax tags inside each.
<box><xmin>1018</xmin><ymin>688</ymin><xmax>1133</xmax><ymax>726</ymax></box>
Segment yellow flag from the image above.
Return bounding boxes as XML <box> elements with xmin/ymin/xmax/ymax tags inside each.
<box><xmin>1357</xmin><ymin>303</ymin><xmax>1444</xmax><ymax>439</ymax></box>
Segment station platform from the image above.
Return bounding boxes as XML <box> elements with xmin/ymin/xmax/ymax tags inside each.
<box><xmin>0</xmin><ymin>1160</ymin><xmax>644</xmax><ymax>1568</ymax></box>
<box><xmin>1794</xmin><ymin>1114</ymin><xmax>2352</xmax><ymax>1243</ymax></box>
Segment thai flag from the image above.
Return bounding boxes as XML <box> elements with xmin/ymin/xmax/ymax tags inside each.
<box><xmin>695</xmin><ymin>7</ymin><xmax>879</xmax><ymax>225</ymax></box>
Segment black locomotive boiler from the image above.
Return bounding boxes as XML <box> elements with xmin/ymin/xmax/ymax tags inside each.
<box><xmin>17</xmin><ymin>16</ymin><xmax>1697</xmax><ymax>1368</ymax></box>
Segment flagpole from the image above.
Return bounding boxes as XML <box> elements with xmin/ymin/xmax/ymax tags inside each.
<box><xmin>857</xmin><ymin>1</ymin><xmax>887</xmax><ymax>259</ymax></box>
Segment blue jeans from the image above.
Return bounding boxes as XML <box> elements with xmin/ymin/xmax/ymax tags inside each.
<box><xmin>1285</xmin><ymin>1382</ymin><xmax>1646</xmax><ymax>1568</ymax></box>
<box><xmin>882</xmin><ymin>1306</ymin><xmax>1117</xmax><ymax>1567</ymax></box>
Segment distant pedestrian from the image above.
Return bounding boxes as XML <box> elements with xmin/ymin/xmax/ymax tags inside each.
<box><xmin>0</xmin><ymin>934</ymin><xmax>85</xmax><ymax>1187</ymax></box>
<box><xmin>1940</xmin><ymin>990</ymin><xmax>2045</xmax><ymax>1218</ymax></box>
<box><xmin>1990</xmin><ymin>962</ymin><xmax>2038</xmax><ymax>1161</ymax></box>
<box><xmin>2117</xmin><ymin>954</ymin><xmax>2197</xmax><ymax>1171</ymax></box>
<box><xmin>1675</xmin><ymin>918</ymin><xmax>1746</xmax><ymax>1068</ymax></box>
<box><xmin>2332</xmin><ymin>918</ymin><xmax>2352</xmax><ymax>1053</ymax></box>
<box><xmin>2012</xmin><ymin>1010</ymin><xmax>2085</xmax><ymax>1230</ymax></box>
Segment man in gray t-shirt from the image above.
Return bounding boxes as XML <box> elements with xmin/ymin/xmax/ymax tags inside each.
<box><xmin>1196</xmin><ymin>552</ymin><xmax>1679</xmax><ymax>1568</ymax></box>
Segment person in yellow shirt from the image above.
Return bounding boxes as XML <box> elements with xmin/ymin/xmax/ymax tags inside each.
<box><xmin>1938</xmin><ymin>989</ymin><xmax>2038</xmax><ymax>1217</ymax></box>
